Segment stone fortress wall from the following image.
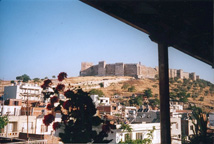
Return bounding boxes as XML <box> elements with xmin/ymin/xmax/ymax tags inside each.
<box><xmin>80</xmin><ymin>61</ymin><xmax>199</xmax><ymax>80</ymax></box>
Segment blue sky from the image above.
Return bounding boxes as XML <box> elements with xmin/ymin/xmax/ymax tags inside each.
<box><xmin>0</xmin><ymin>0</ymin><xmax>213</xmax><ymax>83</ymax></box>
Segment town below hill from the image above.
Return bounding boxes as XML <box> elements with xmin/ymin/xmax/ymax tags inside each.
<box><xmin>1</xmin><ymin>76</ymin><xmax>214</xmax><ymax>112</ymax></box>
<box><xmin>0</xmin><ymin>75</ymin><xmax>214</xmax><ymax>143</ymax></box>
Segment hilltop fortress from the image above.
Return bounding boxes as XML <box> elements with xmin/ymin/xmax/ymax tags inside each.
<box><xmin>80</xmin><ymin>61</ymin><xmax>199</xmax><ymax>80</ymax></box>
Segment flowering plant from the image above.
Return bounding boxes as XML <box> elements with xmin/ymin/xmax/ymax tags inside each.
<box><xmin>41</xmin><ymin>72</ymin><xmax>115</xmax><ymax>143</ymax></box>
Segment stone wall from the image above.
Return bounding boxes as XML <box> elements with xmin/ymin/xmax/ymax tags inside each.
<box><xmin>124</xmin><ymin>64</ymin><xmax>138</xmax><ymax>77</ymax></box>
<box><xmin>177</xmin><ymin>69</ymin><xmax>183</xmax><ymax>79</ymax></box>
<box><xmin>81</xmin><ymin>62</ymin><xmax>93</xmax><ymax>71</ymax></box>
<box><xmin>115</xmin><ymin>63</ymin><xmax>124</xmax><ymax>76</ymax></box>
<box><xmin>169</xmin><ymin>69</ymin><xmax>177</xmax><ymax>78</ymax></box>
<box><xmin>106</xmin><ymin>64</ymin><xmax>115</xmax><ymax>76</ymax></box>
<box><xmin>80</xmin><ymin>61</ymin><xmax>200</xmax><ymax>81</ymax></box>
<box><xmin>139</xmin><ymin>65</ymin><xmax>158</xmax><ymax>78</ymax></box>
<box><xmin>183</xmin><ymin>72</ymin><xmax>189</xmax><ymax>79</ymax></box>
<box><xmin>80</xmin><ymin>65</ymin><xmax>98</xmax><ymax>76</ymax></box>
<box><xmin>189</xmin><ymin>73</ymin><xmax>196</xmax><ymax>80</ymax></box>
<box><xmin>196</xmin><ymin>75</ymin><xmax>200</xmax><ymax>80</ymax></box>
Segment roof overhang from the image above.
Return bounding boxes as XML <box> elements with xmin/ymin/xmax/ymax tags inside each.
<box><xmin>81</xmin><ymin>0</ymin><xmax>213</xmax><ymax>68</ymax></box>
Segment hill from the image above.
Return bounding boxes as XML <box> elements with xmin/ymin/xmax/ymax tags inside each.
<box><xmin>1</xmin><ymin>76</ymin><xmax>214</xmax><ymax>112</ymax></box>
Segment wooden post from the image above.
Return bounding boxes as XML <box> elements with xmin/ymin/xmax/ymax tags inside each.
<box><xmin>158</xmin><ymin>42</ymin><xmax>171</xmax><ymax>144</ymax></box>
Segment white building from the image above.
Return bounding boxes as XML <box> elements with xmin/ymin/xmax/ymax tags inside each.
<box><xmin>208</xmin><ymin>112</ymin><xmax>214</xmax><ymax>129</ymax></box>
<box><xmin>170</xmin><ymin>101</ymin><xmax>183</xmax><ymax>113</ymax></box>
<box><xmin>3</xmin><ymin>83</ymin><xmax>42</xmax><ymax>101</ymax></box>
<box><xmin>0</xmin><ymin>105</ymin><xmax>21</xmax><ymax>116</ymax></box>
<box><xmin>96</xmin><ymin>123</ymin><xmax>160</xmax><ymax>143</ymax></box>
<box><xmin>36</xmin><ymin>113</ymin><xmax>61</xmax><ymax>135</ymax></box>
<box><xmin>123</xmin><ymin>106</ymin><xmax>137</xmax><ymax>118</ymax></box>
<box><xmin>90</xmin><ymin>95</ymin><xmax>110</xmax><ymax>107</ymax></box>
<box><xmin>171</xmin><ymin>117</ymin><xmax>182</xmax><ymax>144</ymax></box>
<box><xmin>0</xmin><ymin>115</ymin><xmax>37</xmax><ymax>138</ymax></box>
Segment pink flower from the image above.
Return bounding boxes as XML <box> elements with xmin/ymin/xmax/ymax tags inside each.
<box><xmin>102</xmin><ymin>124</ymin><xmax>111</xmax><ymax>133</ymax></box>
<box><xmin>63</xmin><ymin>100</ymin><xmax>72</xmax><ymax>110</ymax></box>
<box><xmin>43</xmin><ymin>114</ymin><xmax>55</xmax><ymax>126</ymax></box>
<box><xmin>50</xmin><ymin>96</ymin><xmax>59</xmax><ymax>104</ymax></box>
<box><xmin>64</xmin><ymin>90</ymin><xmax>75</xmax><ymax>98</ymax></box>
<box><xmin>46</xmin><ymin>103</ymin><xmax>54</xmax><ymax>110</ymax></box>
<box><xmin>62</xmin><ymin>115</ymin><xmax>69</xmax><ymax>123</ymax></box>
<box><xmin>52</xmin><ymin>122</ymin><xmax>61</xmax><ymax>130</ymax></box>
<box><xmin>41</xmin><ymin>79</ymin><xmax>52</xmax><ymax>89</ymax></box>
<box><xmin>58</xmin><ymin>72</ymin><xmax>67</xmax><ymax>81</ymax></box>
<box><xmin>56</xmin><ymin>84</ymin><xmax>65</xmax><ymax>91</ymax></box>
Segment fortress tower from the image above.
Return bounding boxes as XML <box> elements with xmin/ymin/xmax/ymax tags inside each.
<box><xmin>98</xmin><ymin>61</ymin><xmax>106</xmax><ymax>76</ymax></box>
<box><xmin>189</xmin><ymin>72</ymin><xmax>196</xmax><ymax>81</ymax></box>
<box><xmin>81</xmin><ymin>62</ymin><xmax>93</xmax><ymax>71</ymax></box>
<box><xmin>177</xmin><ymin>69</ymin><xmax>183</xmax><ymax>79</ymax></box>
<box><xmin>79</xmin><ymin>61</ymin><xmax>200</xmax><ymax>81</ymax></box>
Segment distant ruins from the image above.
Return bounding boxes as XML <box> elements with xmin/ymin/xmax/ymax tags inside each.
<box><xmin>80</xmin><ymin>61</ymin><xmax>199</xmax><ymax>80</ymax></box>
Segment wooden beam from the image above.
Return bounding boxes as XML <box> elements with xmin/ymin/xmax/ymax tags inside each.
<box><xmin>158</xmin><ymin>42</ymin><xmax>171</xmax><ymax>144</ymax></box>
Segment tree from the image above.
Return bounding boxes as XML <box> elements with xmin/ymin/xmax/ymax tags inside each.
<box><xmin>16</xmin><ymin>76</ymin><xmax>23</xmax><ymax>81</ymax></box>
<box><xmin>204</xmin><ymin>90</ymin><xmax>209</xmax><ymax>96</ymax></box>
<box><xmin>99</xmin><ymin>83</ymin><xmax>104</xmax><ymax>88</ymax></box>
<box><xmin>128</xmin><ymin>86</ymin><xmax>136</xmax><ymax>92</ymax></box>
<box><xmin>41</xmin><ymin>72</ymin><xmax>115</xmax><ymax>143</ymax></box>
<box><xmin>119</xmin><ymin>123</ymin><xmax>132</xmax><ymax>132</ymax></box>
<box><xmin>10</xmin><ymin>80</ymin><xmax>15</xmax><ymax>84</ymax></box>
<box><xmin>119</xmin><ymin>126</ymin><xmax>155</xmax><ymax>144</ymax></box>
<box><xmin>89</xmin><ymin>89</ymin><xmax>104</xmax><ymax>97</ymax></box>
<box><xmin>16</xmin><ymin>74</ymin><xmax>31</xmax><ymax>82</ymax></box>
<box><xmin>171</xmin><ymin>91</ymin><xmax>190</xmax><ymax>103</ymax></box>
<box><xmin>129</xmin><ymin>96</ymin><xmax>143</xmax><ymax>106</ymax></box>
<box><xmin>143</xmin><ymin>88</ymin><xmax>153</xmax><ymax>98</ymax></box>
<box><xmin>177</xmin><ymin>91</ymin><xmax>190</xmax><ymax>103</ymax></box>
<box><xmin>187</xmin><ymin>106</ymin><xmax>213</xmax><ymax>144</ymax></box>
<box><xmin>33</xmin><ymin>78</ymin><xmax>40</xmax><ymax>83</ymax></box>
<box><xmin>149</xmin><ymin>98</ymin><xmax>160</xmax><ymax>108</ymax></box>
<box><xmin>199</xmin><ymin>97</ymin><xmax>204</xmax><ymax>101</ymax></box>
<box><xmin>152</xmin><ymin>85</ymin><xmax>157</xmax><ymax>88</ymax></box>
<box><xmin>0</xmin><ymin>116</ymin><xmax>9</xmax><ymax>129</ymax></box>
<box><xmin>121</xmin><ymin>83</ymin><xmax>130</xmax><ymax>90</ymax></box>
<box><xmin>52</xmin><ymin>75</ymin><xmax>56</xmax><ymax>78</ymax></box>
<box><xmin>44</xmin><ymin>76</ymin><xmax>48</xmax><ymax>79</ymax></box>
<box><xmin>22</xmin><ymin>74</ymin><xmax>31</xmax><ymax>82</ymax></box>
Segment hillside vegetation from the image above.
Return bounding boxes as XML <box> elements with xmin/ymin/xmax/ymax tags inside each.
<box><xmin>94</xmin><ymin>77</ymin><xmax>214</xmax><ymax>111</ymax></box>
<box><xmin>1</xmin><ymin>76</ymin><xmax>214</xmax><ymax>111</ymax></box>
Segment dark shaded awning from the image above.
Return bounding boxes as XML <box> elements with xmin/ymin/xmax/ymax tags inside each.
<box><xmin>80</xmin><ymin>0</ymin><xmax>213</xmax><ymax>67</ymax></box>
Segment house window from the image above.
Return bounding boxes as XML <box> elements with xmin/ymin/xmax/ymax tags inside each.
<box><xmin>125</xmin><ymin>133</ymin><xmax>132</xmax><ymax>141</ymax></box>
<box><xmin>101</xmin><ymin>100</ymin><xmax>103</xmax><ymax>103</ymax></box>
<box><xmin>13</xmin><ymin>101</ymin><xmax>18</xmax><ymax>105</ymax></box>
<box><xmin>136</xmin><ymin>133</ymin><xmax>143</xmax><ymax>140</ymax></box>
<box><xmin>178</xmin><ymin>134</ymin><xmax>181</xmax><ymax>138</ymax></box>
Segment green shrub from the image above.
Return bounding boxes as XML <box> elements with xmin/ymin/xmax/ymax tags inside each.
<box><xmin>152</xmin><ymin>85</ymin><xmax>157</xmax><ymax>88</ymax></box>
<box><xmin>128</xmin><ymin>86</ymin><xmax>136</xmax><ymax>92</ymax></box>
<box><xmin>199</xmin><ymin>97</ymin><xmax>204</xmax><ymax>101</ymax></box>
<box><xmin>89</xmin><ymin>89</ymin><xmax>104</xmax><ymax>97</ymax></box>
<box><xmin>121</xmin><ymin>83</ymin><xmax>130</xmax><ymax>90</ymax></box>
